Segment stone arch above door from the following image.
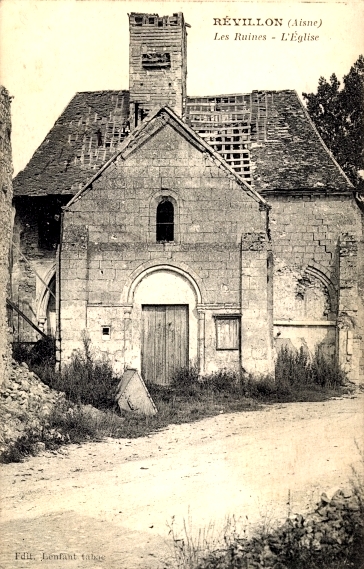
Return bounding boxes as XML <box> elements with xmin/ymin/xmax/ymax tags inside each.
<box><xmin>124</xmin><ymin>262</ymin><xmax>203</xmax><ymax>305</ymax></box>
<box><xmin>125</xmin><ymin>265</ymin><xmax>201</xmax><ymax>381</ymax></box>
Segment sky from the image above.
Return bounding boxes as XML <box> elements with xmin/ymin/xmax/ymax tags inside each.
<box><xmin>0</xmin><ymin>0</ymin><xmax>363</xmax><ymax>176</ymax></box>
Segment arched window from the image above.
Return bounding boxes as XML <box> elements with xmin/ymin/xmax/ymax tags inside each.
<box><xmin>156</xmin><ymin>199</ymin><xmax>174</xmax><ymax>242</ymax></box>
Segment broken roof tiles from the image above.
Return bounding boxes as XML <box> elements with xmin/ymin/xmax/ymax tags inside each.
<box><xmin>13</xmin><ymin>91</ymin><xmax>130</xmax><ymax>197</ymax></box>
<box><xmin>13</xmin><ymin>89</ymin><xmax>352</xmax><ymax>197</ymax></box>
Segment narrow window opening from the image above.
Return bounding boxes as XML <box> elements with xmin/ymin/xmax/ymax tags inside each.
<box><xmin>96</xmin><ymin>128</ymin><xmax>103</xmax><ymax>147</ymax></box>
<box><xmin>38</xmin><ymin>199</ymin><xmax>63</xmax><ymax>250</ymax></box>
<box><xmin>156</xmin><ymin>199</ymin><xmax>174</xmax><ymax>242</ymax></box>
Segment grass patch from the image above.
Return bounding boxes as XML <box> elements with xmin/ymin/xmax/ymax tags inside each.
<box><xmin>243</xmin><ymin>346</ymin><xmax>349</xmax><ymax>403</ymax></box>
<box><xmin>5</xmin><ymin>341</ymin><xmax>350</xmax><ymax>463</ymax></box>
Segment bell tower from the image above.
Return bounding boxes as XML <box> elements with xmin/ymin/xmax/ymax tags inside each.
<box><xmin>129</xmin><ymin>12</ymin><xmax>188</xmax><ymax>128</ymax></box>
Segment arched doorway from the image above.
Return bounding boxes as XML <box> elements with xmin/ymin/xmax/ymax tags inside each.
<box><xmin>130</xmin><ymin>267</ymin><xmax>199</xmax><ymax>385</ymax></box>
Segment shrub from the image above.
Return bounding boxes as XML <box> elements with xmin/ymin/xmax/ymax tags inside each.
<box><xmin>275</xmin><ymin>345</ymin><xmax>309</xmax><ymax>387</ymax></box>
<box><xmin>13</xmin><ymin>336</ymin><xmax>56</xmax><ymax>368</ymax></box>
<box><xmin>243</xmin><ymin>374</ymin><xmax>285</xmax><ymax>399</ymax></box>
<box><xmin>31</xmin><ymin>337</ymin><xmax>120</xmax><ymax>410</ymax></box>
<box><xmin>59</xmin><ymin>352</ymin><xmax>118</xmax><ymax>409</ymax></box>
<box><xmin>170</xmin><ymin>367</ymin><xmax>242</xmax><ymax>397</ymax></box>
<box><xmin>206</xmin><ymin>370</ymin><xmax>240</xmax><ymax>394</ymax></box>
<box><xmin>310</xmin><ymin>350</ymin><xmax>347</xmax><ymax>388</ymax></box>
<box><xmin>12</xmin><ymin>342</ymin><xmax>33</xmax><ymax>365</ymax></box>
<box><xmin>171</xmin><ymin>366</ymin><xmax>201</xmax><ymax>396</ymax></box>
<box><xmin>275</xmin><ymin>346</ymin><xmax>347</xmax><ymax>390</ymax></box>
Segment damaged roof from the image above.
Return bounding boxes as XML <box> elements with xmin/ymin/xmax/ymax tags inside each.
<box><xmin>13</xmin><ymin>89</ymin><xmax>352</xmax><ymax>197</ymax></box>
<box><xmin>185</xmin><ymin>90</ymin><xmax>352</xmax><ymax>194</ymax></box>
<box><xmin>13</xmin><ymin>90</ymin><xmax>130</xmax><ymax>197</ymax></box>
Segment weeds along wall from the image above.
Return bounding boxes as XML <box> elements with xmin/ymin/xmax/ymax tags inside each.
<box><xmin>60</xmin><ymin>113</ymin><xmax>273</xmax><ymax>381</ymax></box>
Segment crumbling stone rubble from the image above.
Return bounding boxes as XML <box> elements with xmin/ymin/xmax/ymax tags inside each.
<box><xmin>0</xmin><ymin>358</ymin><xmax>66</xmax><ymax>453</ymax></box>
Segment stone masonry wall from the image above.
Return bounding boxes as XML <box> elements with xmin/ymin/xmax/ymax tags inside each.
<box><xmin>241</xmin><ymin>231</ymin><xmax>274</xmax><ymax>374</ymax></box>
<box><xmin>60</xmin><ymin>121</ymin><xmax>269</xmax><ymax>375</ymax></box>
<box><xmin>0</xmin><ymin>86</ymin><xmax>13</xmax><ymax>385</ymax></box>
<box><xmin>268</xmin><ymin>194</ymin><xmax>363</xmax><ymax>381</ymax></box>
<box><xmin>129</xmin><ymin>13</ymin><xmax>187</xmax><ymax>123</ymax></box>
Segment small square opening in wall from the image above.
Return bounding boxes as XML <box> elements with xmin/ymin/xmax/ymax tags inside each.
<box><xmin>214</xmin><ymin>315</ymin><xmax>240</xmax><ymax>350</ymax></box>
<box><xmin>142</xmin><ymin>53</ymin><xmax>171</xmax><ymax>69</ymax></box>
<box><xmin>101</xmin><ymin>326</ymin><xmax>111</xmax><ymax>340</ymax></box>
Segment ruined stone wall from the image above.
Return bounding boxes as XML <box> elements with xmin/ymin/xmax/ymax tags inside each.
<box><xmin>268</xmin><ymin>194</ymin><xmax>363</xmax><ymax>381</ymax></box>
<box><xmin>12</xmin><ymin>198</ymin><xmax>42</xmax><ymax>341</ymax></box>
<box><xmin>0</xmin><ymin>87</ymin><xmax>13</xmax><ymax>385</ymax></box>
<box><xmin>61</xmin><ymin>122</ymin><xmax>271</xmax><ymax>376</ymax></box>
<box><xmin>11</xmin><ymin>196</ymin><xmax>70</xmax><ymax>341</ymax></box>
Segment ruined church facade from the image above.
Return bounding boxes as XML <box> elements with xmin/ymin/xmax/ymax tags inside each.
<box><xmin>11</xmin><ymin>13</ymin><xmax>364</xmax><ymax>383</ymax></box>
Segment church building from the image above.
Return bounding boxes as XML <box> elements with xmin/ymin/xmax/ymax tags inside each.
<box><xmin>11</xmin><ymin>12</ymin><xmax>364</xmax><ymax>384</ymax></box>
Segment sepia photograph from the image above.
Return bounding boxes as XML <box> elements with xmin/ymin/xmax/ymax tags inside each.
<box><xmin>0</xmin><ymin>0</ymin><xmax>363</xmax><ymax>568</ymax></box>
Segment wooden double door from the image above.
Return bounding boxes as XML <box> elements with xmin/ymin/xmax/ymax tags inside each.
<box><xmin>141</xmin><ymin>305</ymin><xmax>189</xmax><ymax>385</ymax></box>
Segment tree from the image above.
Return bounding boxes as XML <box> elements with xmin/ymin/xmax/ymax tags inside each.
<box><xmin>303</xmin><ymin>55</ymin><xmax>364</xmax><ymax>190</ymax></box>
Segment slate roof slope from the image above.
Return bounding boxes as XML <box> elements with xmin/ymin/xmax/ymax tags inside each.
<box><xmin>250</xmin><ymin>90</ymin><xmax>352</xmax><ymax>193</ymax></box>
<box><xmin>13</xmin><ymin>90</ymin><xmax>130</xmax><ymax>197</ymax></box>
<box><xmin>14</xmin><ymin>88</ymin><xmax>352</xmax><ymax>197</ymax></box>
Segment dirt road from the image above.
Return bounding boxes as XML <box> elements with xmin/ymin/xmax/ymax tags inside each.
<box><xmin>1</xmin><ymin>395</ymin><xmax>363</xmax><ymax>569</ymax></box>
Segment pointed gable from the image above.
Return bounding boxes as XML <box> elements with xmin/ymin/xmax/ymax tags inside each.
<box><xmin>65</xmin><ymin>106</ymin><xmax>268</xmax><ymax>211</ymax></box>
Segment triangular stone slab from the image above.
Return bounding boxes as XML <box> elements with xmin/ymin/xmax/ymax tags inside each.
<box><xmin>115</xmin><ymin>369</ymin><xmax>157</xmax><ymax>416</ymax></box>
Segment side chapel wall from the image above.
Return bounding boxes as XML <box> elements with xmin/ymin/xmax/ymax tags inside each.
<box><xmin>268</xmin><ymin>193</ymin><xmax>363</xmax><ymax>382</ymax></box>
